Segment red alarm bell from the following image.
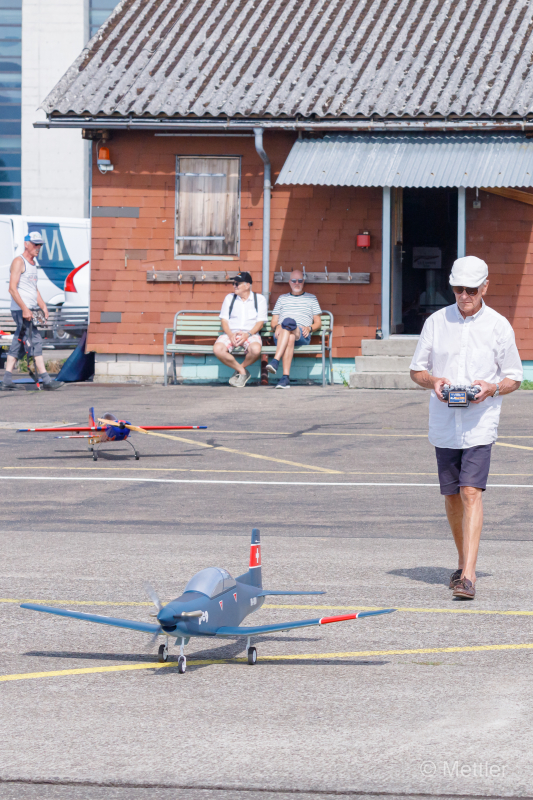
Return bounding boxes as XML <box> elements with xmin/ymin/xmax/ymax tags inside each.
<box><xmin>357</xmin><ymin>231</ymin><xmax>371</xmax><ymax>249</ymax></box>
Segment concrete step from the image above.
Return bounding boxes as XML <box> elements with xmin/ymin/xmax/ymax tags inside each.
<box><xmin>355</xmin><ymin>355</ymin><xmax>414</xmax><ymax>373</ymax></box>
<box><xmin>362</xmin><ymin>337</ymin><xmax>419</xmax><ymax>357</ymax></box>
<box><xmin>349</xmin><ymin>372</ymin><xmax>422</xmax><ymax>390</ymax></box>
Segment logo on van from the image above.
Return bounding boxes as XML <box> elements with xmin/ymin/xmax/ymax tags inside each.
<box><xmin>27</xmin><ymin>223</ymin><xmax>74</xmax><ymax>289</ymax></box>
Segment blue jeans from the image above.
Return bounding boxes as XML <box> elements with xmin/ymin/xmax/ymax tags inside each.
<box><xmin>273</xmin><ymin>330</ymin><xmax>311</xmax><ymax>349</ymax></box>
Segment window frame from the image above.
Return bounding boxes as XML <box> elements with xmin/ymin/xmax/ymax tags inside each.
<box><xmin>174</xmin><ymin>155</ymin><xmax>241</xmax><ymax>261</ymax></box>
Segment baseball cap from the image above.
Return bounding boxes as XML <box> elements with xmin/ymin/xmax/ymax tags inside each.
<box><xmin>449</xmin><ymin>256</ymin><xmax>488</xmax><ymax>288</ymax></box>
<box><xmin>231</xmin><ymin>271</ymin><xmax>253</xmax><ymax>284</ymax></box>
<box><xmin>24</xmin><ymin>231</ymin><xmax>44</xmax><ymax>245</ymax></box>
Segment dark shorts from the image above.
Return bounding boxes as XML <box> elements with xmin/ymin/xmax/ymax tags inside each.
<box><xmin>435</xmin><ymin>444</ymin><xmax>492</xmax><ymax>495</ymax></box>
<box><xmin>7</xmin><ymin>310</ymin><xmax>43</xmax><ymax>359</ymax></box>
<box><xmin>273</xmin><ymin>330</ymin><xmax>311</xmax><ymax>348</ymax></box>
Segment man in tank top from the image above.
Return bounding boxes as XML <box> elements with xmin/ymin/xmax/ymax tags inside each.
<box><xmin>1</xmin><ymin>231</ymin><xmax>64</xmax><ymax>390</ymax></box>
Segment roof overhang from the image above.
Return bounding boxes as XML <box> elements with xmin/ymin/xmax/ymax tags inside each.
<box><xmin>277</xmin><ymin>134</ymin><xmax>533</xmax><ymax>188</ymax></box>
<box><xmin>34</xmin><ymin>117</ymin><xmax>533</xmax><ymax>134</ymax></box>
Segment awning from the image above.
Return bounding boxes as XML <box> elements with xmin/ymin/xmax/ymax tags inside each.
<box><xmin>276</xmin><ymin>134</ymin><xmax>533</xmax><ymax>188</ymax></box>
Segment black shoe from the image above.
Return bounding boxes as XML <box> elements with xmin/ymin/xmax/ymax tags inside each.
<box><xmin>449</xmin><ymin>569</ymin><xmax>463</xmax><ymax>589</ymax></box>
<box><xmin>42</xmin><ymin>381</ymin><xmax>65</xmax><ymax>390</ymax></box>
<box><xmin>0</xmin><ymin>384</ymin><xmax>16</xmax><ymax>391</ymax></box>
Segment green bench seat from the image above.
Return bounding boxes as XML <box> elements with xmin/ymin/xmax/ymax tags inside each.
<box><xmin>164</xmin><ymin>309</ymin><xmax>334</xmax><ymax>386</ymax></box>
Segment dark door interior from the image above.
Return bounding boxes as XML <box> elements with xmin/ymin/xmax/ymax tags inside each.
<box><xmin>401</xmin><ymin>188</ymin><xmax>457</xmax><ymax>335</ymax></box>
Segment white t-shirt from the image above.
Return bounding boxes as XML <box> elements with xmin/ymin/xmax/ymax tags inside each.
<box><xmin>410</xmin><ymin>302</ymin><xmax>523</xmax><ymax>449</ymax></box>
<box><xmin>10</xmin><ymin>255</ymin><xmax>38</xmax><ymax>311</ymax></box>
<box><xmin>219</xmin><ymin>291</ymin><xmax>268</xmax><ymax>332</ymax></box>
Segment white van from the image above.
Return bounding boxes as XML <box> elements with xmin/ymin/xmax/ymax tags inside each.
<box><xmin>0</xmin><ymin>215</ymin><xmax>90</xmax><ymax>311</ymax></box>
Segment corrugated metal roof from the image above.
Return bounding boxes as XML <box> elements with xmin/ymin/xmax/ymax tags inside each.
<box><xmin>43</xmin><ymin>0</ymin><xmax>533</xmax><ymax>120</ymax></box>
<box><xmin>276</xmin><ymin>134</ymin><xmax>533</xmax><ymax>187</ymax></box>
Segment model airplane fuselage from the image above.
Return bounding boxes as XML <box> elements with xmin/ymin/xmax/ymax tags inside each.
<box><xmin>21</xmin><ymin>529</ymin><xmax>395</xmax><ymax>673</ymax></box>
<box><xmin>17</xmin><ymin>407</ymin><xmax>207</xmax><ymax>460</ymax></box>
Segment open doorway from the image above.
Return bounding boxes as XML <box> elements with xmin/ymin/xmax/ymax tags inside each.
<box><xmin>392</xmin><ymin>188</ymin><xmax>458</xmax><ymax>335</ymax></box>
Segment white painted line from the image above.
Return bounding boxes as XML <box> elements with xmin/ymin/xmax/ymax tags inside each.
<box><xmin>0</xmin><ymin>476</ymin><xmax>531</xmax><ymax>488</ymax></box>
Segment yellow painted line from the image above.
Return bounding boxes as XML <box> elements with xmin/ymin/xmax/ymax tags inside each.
<box><xmin>5</xmin><ymin>599</ymin><xmax>533</xmax><ymax>616</ymax></box>
<box><xmin>3</xmin><ymin>641</ymin><xmax>533</xmax><ymax>682</ymax></box>
<box><xmin>1</xmin><ymin>598</ymin><xmax>152</xmax><ymax>607</ymax></box>
<box><xmin>115</xmin><ymin>426</ymin><xmax>342</xmax><ymax>475</ymax></box>
<box><xmin>495</xmin><ymin>442</ymin><xmax>533</xmax><ymax>452</ymax></box>
<box><xmin>264</xmin><ymin>604</ymin><xmax>533</xmax><ymax>616</ymax></box>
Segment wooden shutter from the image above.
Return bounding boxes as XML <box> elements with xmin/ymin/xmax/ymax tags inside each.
<box><xmin>176</xmin><ymin>157</ymin><xmax>240</xmax><ymax>256</ymax></box>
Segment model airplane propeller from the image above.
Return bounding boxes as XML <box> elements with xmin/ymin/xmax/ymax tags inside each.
<box><xmin>21</xmin><ymin>529</ymin><xmax>396</xmax><ymax>674</ymax></box>
<box><xmin>17</xmin><ymin>407</ymin><xmax>207</xmax><ymax>460</ymax></box>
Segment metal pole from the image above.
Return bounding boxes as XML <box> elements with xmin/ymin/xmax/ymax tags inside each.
<box><xmin>457</xmin><ymin>186</ymin><xmax>466</xmax><ymax>258</ymax></box>
<box><xmin>253</xmin><ymin>127</ymin><xmax>271</xmax><ymax>304</ymax></box>
<box><xmin>381</xmin><ymin>187</ymin><xmax>391</xmax><ymax>339</ymax></box>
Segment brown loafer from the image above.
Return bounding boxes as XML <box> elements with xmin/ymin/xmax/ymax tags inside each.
<box><xmin>449</xmin><ymin>569</ymin><xmax>463</xmax><ymax>589</ymax></box>
<box><xmin>453</xmin><ymin>578</ymin><xmax>475</xmax><ymax>600</ymax></box>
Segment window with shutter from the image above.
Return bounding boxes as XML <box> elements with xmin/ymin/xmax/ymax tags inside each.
<box><xmin>175</xmin><ymin>156</ymin><xmax>241</xmax><ymax>257</ymax></box>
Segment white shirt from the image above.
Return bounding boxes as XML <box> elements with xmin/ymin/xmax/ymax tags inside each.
<box><xmin>219</xmin><ymin>291</ymin><xmax>268</xmax><ymax>332</ymax></box>
<box><xmin>410</xmin><ymin>302</ymin><xmax>523</xmax><ymax>449</ymax></box>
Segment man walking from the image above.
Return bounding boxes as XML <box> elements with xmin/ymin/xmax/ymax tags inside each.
<box><xmin>1</xmin><ymin>231</ymin><xmax>64</xmax><ymax>391</ymax></box>
<box><xmin>213</xmin><ymin>271</ymin><xmax>267</xmax><ymax>387</ymax></box>
<box><xmin>410</xmin><ymin>256</ymin><xmax>522</xmax><ymax>600</ymax></box>
<box><xmin>267</xmin><ymin>270</ymin><xmax>322</xmax><ymax>388</ymax></box>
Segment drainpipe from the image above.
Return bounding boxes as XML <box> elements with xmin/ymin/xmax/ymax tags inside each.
<box><xmin>457</xmin><ymin>187</ymin><xmax>466</xmax><ymax>258</ymax></box>
<box><xmin>253</xmin><ymin>127</ymin><xmax>271</xmax><ymax>303</ymax></box>
<box><xmin>381</xmin><ymin>187</ymin><xmax>391</xmax><ymax>339</ymax></box>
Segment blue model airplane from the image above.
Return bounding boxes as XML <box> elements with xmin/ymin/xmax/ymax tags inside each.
<box><xmin>21</xmin><ymin>529</ymin><xmax>395</xmax><ymax>674</ymax></box>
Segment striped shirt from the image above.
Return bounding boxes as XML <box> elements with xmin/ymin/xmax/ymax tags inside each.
<box><xmin>272</xmin><ymin>292</ymin><xmax>322</xmax><ymax>328</ymax></box>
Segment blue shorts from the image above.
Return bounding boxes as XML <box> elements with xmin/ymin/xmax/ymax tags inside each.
<box><xmin>273</xmin><ymin>330</ymin><xmax>311</xmax><ymax>349</ymax></box>
<box><xmin>435</xmin><ymin>444</ymin><xmax>492</xmax><ymax>494</ymax></box>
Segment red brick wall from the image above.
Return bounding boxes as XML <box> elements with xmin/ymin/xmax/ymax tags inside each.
<box><xmin>89</xmin><ymin>131</ymin><xmax>382</xmax><ymax>357</ymax></box>
<box><xmin>467</xmin><ymin>188</ymin><xmax>533</xmax><ymax>360</ymax></box>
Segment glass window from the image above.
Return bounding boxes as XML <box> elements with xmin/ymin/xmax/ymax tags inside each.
<box><xmin>175</xmin><ymin>156</ymin><xmax>241</xmax><ymax>257</ymax></box>
<box><xmin>184</xmin><ymin>567</ymin><xmax>236</xmax><ymax>598</ymax></box>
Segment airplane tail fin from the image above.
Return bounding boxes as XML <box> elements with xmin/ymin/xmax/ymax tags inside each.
<box><xmin>236</xmin><ymin>528</ymin><xmax>262</xmax><ymax>588</ymax></box>
<box><xmin>89</xmin><ymin>407</ymin><xmax>95</xmax><ymax>428</ymax></box>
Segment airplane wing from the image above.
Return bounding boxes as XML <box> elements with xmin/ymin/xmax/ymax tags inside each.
<box><xmin>258</xmin><ymin>590</ymin><xmax>326</xmax><ymax>596</ymax></box>
<box><xmin>214</xmin><ymin>608</ymin><xmax>396</xmax><ymax>637</ymax></box>
<box><xmin>20</xmin><ymin>603</ymin><xmax>161</xmax><ymax>635</ymax></box>
<box><xmin>135</xmin><ymin>426</ymin><xmax>207</xmax><ymax>430</ymax></box>
<box><xmin>18</xmin><ymin>426</ymin><xmax>102</xmax><ymax>433</ymax></box>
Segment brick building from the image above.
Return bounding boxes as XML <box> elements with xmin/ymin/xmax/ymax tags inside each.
<box><xmin>37</xmin><ymin>0</ymin><xmax>533</xmax><ymax>384</ymax></box>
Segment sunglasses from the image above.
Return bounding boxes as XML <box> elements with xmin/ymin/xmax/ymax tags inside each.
<box><xmin>290</xmin><ymin>278</ymin><xmax>304</xmax><ymax>284</ymax></box>
<box><xmin>452</xmin><ymin>286</ymin><xmax>479</xmax><ymax>296</ymax></box>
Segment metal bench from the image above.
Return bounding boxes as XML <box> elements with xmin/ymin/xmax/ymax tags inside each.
<box><xmin>164</xmin><ymin>309</ymin><xmax>334</xmax><ymax>386</ymax></box>
<box><xmin>0</xmin><ymin>307</ymin><xmax>88</xmax><ymax>350</ymax></box>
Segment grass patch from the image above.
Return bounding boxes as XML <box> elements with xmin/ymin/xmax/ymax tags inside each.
<box><xmin>521</xmin><ymin>380</ymin><xmax>533</xmax><ymax>390</ymax></box>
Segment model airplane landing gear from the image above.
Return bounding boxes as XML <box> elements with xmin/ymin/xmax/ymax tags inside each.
<box><xmin>246</xmin><ymin>636</ymin><xmax>257</xmax><ymax>665</ymax></box>
<box><xmin>176</xmin><ymin>637</ymin><xmax>187</xmax><ymax>673</ymax></box>
<box><xmin>124</xmin><ymin>439</ymin><xmax>140</xmax><ymax>460</ymax></box>
<box><xmin>158</xmin><ymin>641</ymin><xmax>168</xmax><ymax>663</ymax></box>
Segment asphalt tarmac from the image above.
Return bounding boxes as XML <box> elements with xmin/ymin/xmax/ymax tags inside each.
<box><xmin>1</xmin><ymin>384</ymin><xmax>533</xmax><ymax>799</ymax></box>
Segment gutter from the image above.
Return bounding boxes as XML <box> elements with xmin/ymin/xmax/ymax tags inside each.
<box><xmin>34</xmin><ymin>117</ymin><xmax>533</xmax><ymax>132</ymax></box>
<box><xmin>253</xmin><ymin>127</ymin><xmax>271</xmax><ymax>304</ymax></box>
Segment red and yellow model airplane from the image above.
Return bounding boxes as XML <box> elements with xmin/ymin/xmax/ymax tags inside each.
<box><xmin>17</xmin><ymin>407</ymin><xmax>207</xmax><ymax>460</ymax></box>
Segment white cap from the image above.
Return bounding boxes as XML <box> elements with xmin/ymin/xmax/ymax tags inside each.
<box><xmin>449</xmin><ymin>256</ymin><xmax>488</xmax><ymax>288</ymax></box>
<box><xmin>24</xmin><ymin>231</ymin><xmax>44</xmax><ymax>245</ymax></box>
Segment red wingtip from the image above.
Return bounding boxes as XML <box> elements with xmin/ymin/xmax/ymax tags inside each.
<box><xmin>319</xmin><ymin>613</ymin><xmax>359</xmax><ymax>625</ymax></box>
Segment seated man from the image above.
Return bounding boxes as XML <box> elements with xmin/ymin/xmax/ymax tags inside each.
<box><xmin>267</xmin><ymin>270</ymin><xmax>322</xmax><ymax>389</ymax></box>
<box><xmin>214</xmin><ymin>271</ymin><xmax>267</xmax><ymax>388</ymax></box>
